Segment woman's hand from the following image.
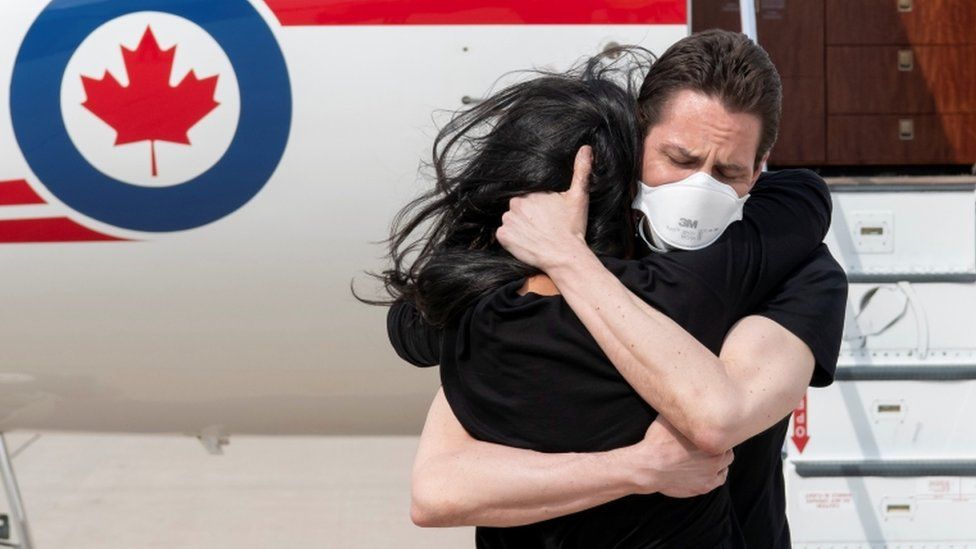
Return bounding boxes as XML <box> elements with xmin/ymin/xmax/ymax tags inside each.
<box><xmin>623</xmin><ymin>417</ymin><xmax>733</xmax><ymax>498</ymax></box>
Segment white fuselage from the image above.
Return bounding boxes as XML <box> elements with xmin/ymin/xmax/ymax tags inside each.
<box><xmin>0</xmin><ymin>0</ymin><xmax>688</xmax><ymax>436</ymax></box>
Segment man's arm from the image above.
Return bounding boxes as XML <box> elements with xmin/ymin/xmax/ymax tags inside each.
<box><xmin>537</xmin><ymin>249</ymin><xmax>812</xmax><ymax>454</ymax></box>
<box><xmin>496</xmin><ymin>147</ymin><xmax>835</xmax><ymax>453</ymax></box>
<box><xmin>411</xmin><ymin>387</ymin><xmax>733</xmax><ymax>527</ymax></box>
<box><xmin>648</xmin><ymin>247</ymin><xmax>847</xmax><ymax>446</ymax></box>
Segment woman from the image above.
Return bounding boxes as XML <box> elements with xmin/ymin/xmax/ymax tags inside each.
<box><xmin>369</xmin><ymin>49</ymin><xmax>837</xmax><ymax>547</ymax></box>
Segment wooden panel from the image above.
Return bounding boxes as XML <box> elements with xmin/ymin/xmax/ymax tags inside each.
<box><xmin>827</xmin><ymin>114</ymin><xmax>976</xmax><ymax>164</ymax></box>
<box><xmin>769</xmin><ymin>76</ymin><xmax>825</xmax><ymax>165</ymax></box>
<box><xmin>827</xmin><ymin>45</ymin><xmax>976</xmax><ymax>114</ymax></box>
<box><xmin>691</xmin><ymin>0</ymin><xmax>741</xmax><ymax>30</ymax></box>
<box><xmin>692</xmin><ymin>0</ymin><xmax>824</xmax><ymax>77</ymax></box>
<box><xmin>826</xmin><ymin>0</ymin><xmax>976</xmax><ymax>45</ymax></box>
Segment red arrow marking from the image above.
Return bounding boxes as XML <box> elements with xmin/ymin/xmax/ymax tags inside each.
<box><xmin>791</xmin><ymin>393</ymin><xmax>809</xmax><ymax>453</ymax></box>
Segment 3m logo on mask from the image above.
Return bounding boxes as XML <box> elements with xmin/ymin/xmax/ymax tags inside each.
<box><xmin>632</xmin><ymin>172</ymin><xmax>750</xmax><ymax>252</ymax></box>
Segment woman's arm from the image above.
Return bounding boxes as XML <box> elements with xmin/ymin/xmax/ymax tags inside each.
<box><xmin>411</xmin><ymin>387</ymin><xmax>732</xmax><ymax>527</ymax></box>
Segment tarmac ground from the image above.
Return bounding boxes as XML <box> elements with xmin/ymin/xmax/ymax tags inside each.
<box><xmin>0</xmin><ymin>432</ymin><xmax>473</xmax><ymax>548</ymax></box>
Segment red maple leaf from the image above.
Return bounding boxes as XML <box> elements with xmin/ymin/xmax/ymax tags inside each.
<box><xmin>81</xmin><ymin>26</ymin><xmax>220</xmax><ymax>177</ymax></box>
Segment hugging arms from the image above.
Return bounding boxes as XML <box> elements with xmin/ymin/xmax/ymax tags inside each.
<box><xmin>375</xmin><ymin>32</ymin><xmax>849</xmax><ymax>548</ymax></box>
<box><xmin>390</xmin><ymin>157</ymin><xmax>846</xmax><ymax>540</ymax></box>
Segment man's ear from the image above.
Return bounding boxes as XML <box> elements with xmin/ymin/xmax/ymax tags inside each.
<box><xmin>750</xmin><ymin>151</ymin><xmax>771</xmax><ymax>187</ymax></box>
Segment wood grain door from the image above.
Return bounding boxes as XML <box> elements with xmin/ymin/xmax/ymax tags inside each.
<box><xmin>828</xmin><ymin>114</ymin><xmax>976</xmax><ymax>164</ymax></box>
<box><xmin>826</xmin><ymin>0</ymin><xmax>976</xmax><ymax>45</ymax></box>
<box><xmin>692</xmin><ymin>0</ymin><xmax>825</xmax><ymax>165</ymax></box>
<box><xmin>827</xmin><ymin>45</ymin><xmax>976</xmax><ymax>114</ymax></box>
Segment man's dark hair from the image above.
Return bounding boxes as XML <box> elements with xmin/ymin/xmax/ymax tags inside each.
<box><xmin>636</xmin><ymin>29</ymin><xmax>782</xmax><ymax>169</ymax></box>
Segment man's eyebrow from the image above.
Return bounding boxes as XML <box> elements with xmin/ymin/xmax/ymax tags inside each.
<box><xmin>659</xmin><ymin>143</ymin><xmax>697</xmax><ymax>159</ymax></box>
<box><xmin>716</xmin><ymin>161</ymin><xmax>748</xmax><ymax>173</ymax></box>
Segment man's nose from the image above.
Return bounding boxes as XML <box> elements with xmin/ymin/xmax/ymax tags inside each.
<box><xmin>699</xmin><ymin>157</ymin><xmax>718</xmax><ymax>177</ymax></box>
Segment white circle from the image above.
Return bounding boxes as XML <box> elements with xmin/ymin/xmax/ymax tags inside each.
<box><xmin>61</xmin><ymin>11</ymin><xmax>240</xmax><ymax>187</ymax></box>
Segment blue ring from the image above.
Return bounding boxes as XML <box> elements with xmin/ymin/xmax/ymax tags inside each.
<box><xmin>10</xmin><ymin>0</ymin><xmax>291</xmax><ymax>232</ymax></box>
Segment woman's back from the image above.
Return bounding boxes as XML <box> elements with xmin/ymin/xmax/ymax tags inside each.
<box><xmin>439</xmin><ymin>275</ymin><xmax>736</xmax><ymax>548</ymax></box>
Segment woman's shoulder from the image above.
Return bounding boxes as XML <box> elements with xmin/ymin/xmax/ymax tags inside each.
<box><xmin>464</xmin><ymin>276</ymin><xmax>567</xmax><ymax>327</ymax></box>
<box><xmin>519</xmin><ymin>273</ymin><xmax>559</xmax><ymax>296</ymax></box>
<box><xmin>449</xmin><ymin>276</ymin><xmax>595</xmax><ymax>355</ymax></box>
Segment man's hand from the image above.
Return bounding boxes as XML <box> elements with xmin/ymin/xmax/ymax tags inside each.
<box><xmin>496</xmin><ymin>145</ymin><xmax>593</xmax><ymax>271</ymax></box>
<box><xmin>623</xmin><ymin>417</ymin><xmax>733</xmax><ymax>498</ymax></box>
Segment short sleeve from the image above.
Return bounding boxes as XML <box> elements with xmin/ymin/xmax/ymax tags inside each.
<box><xmin>386</xmin><ymin>300</ymin><xmax>442</xmax><ymax>367</ymax></box>
<box><xmin>753</xmin><ymin>244</ymin><xmax>849</xmax><ymax>387</ymax></box>
<box><xmin>677</xmin><ymin>168</ymin><xmax>833</xmax><ymax>314</ymax></box>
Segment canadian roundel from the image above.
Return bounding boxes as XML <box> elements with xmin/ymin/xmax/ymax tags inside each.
<box><xmin>11</xmin><ymin>0</ymin><xmax>291</xmax><ymax>233</ymax></box>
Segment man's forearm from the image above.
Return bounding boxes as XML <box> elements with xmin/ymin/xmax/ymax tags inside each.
<box><xmin>550</xmin><ymin>253</ymin><xmax>811</xmax><ymax>451</ymax></box>
<box><xmin>546</xmin><ymin>243</ymin><xmax>742</xmax><ymax>453</ymax></box>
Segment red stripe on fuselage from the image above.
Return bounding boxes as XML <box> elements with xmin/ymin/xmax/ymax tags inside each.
<box><xmin>264</xmin><ymin>0</ymin><xmax>687</xmax><ymax>26</ymax></box>
<box><xmin>0</xmin><ymin>218</ymin><xmax>128</xmax><ymax>243</ymax></box>
<box><xmin>0</xmin><ymin>179</ymin><xmax>46</xmax><ymax>206</ymax></box>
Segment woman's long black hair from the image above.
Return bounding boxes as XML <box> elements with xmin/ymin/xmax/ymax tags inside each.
<box><xmin>362</xmin><ymin>47</ymin><xmax>653</xmax><ymax>326</ymax></box>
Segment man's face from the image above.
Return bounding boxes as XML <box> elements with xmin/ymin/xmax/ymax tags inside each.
<box><xmin>640</xmin><ymin>89</ymin><xmax>768</xmax><ymax>198</ymax></box>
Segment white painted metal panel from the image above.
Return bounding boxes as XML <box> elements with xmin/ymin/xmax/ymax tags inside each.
<box><xmin>826</xmin><ymin>187</ymin><xmax>976</xmax><ymax>280</ymax></box>
<box><xmin>793</xmin><ymin>184</ymin><xmax>976</xmax><ymax>546</ymax></box>
<box><xmin>840</xmin><ymin>282</ymin><xmax>976</xmax><ymax>365</ymax></box>
<box><xmin>787</xmin><ymin>463</ymin><xmax>976</xmax><ymax>547</ymax></box>
<box><xmin>786</xmin><ymin>380</ymin><xmax>976</xmax><ymax>461</ymax></box>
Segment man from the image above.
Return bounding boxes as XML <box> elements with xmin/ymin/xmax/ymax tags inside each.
<box><xmin>392</xmin><ymin>29</ymin><xmax>847</xmax><ymax>547</ymax></box>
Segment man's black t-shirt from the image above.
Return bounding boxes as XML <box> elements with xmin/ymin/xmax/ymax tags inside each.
<box><xmin>387</xmin><ymin>169</ymin><xmax>849</xmax><ymax>548</ymax></box>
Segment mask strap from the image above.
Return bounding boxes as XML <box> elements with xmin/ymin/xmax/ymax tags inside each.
<box><xmin>636</xmin><ymin>215</ymin><xmax>669</xmax><ymax>254</ymax></box>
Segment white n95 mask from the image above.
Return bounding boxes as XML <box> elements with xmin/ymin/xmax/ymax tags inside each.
<box><xmin>632</xmin><ymin>171</ymin><xmax>749</xmax><ymax>252</ymax></box>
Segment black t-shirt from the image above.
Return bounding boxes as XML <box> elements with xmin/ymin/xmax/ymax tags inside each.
<box><xmin>387</xmin><ymin>169</ymin><xmax>848</xmax><ymax>548</ymax></box>
<box><xmin>723</xmin><ymin>246</ymin><xmax>849</xmax><ymax>548</ymax></box>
